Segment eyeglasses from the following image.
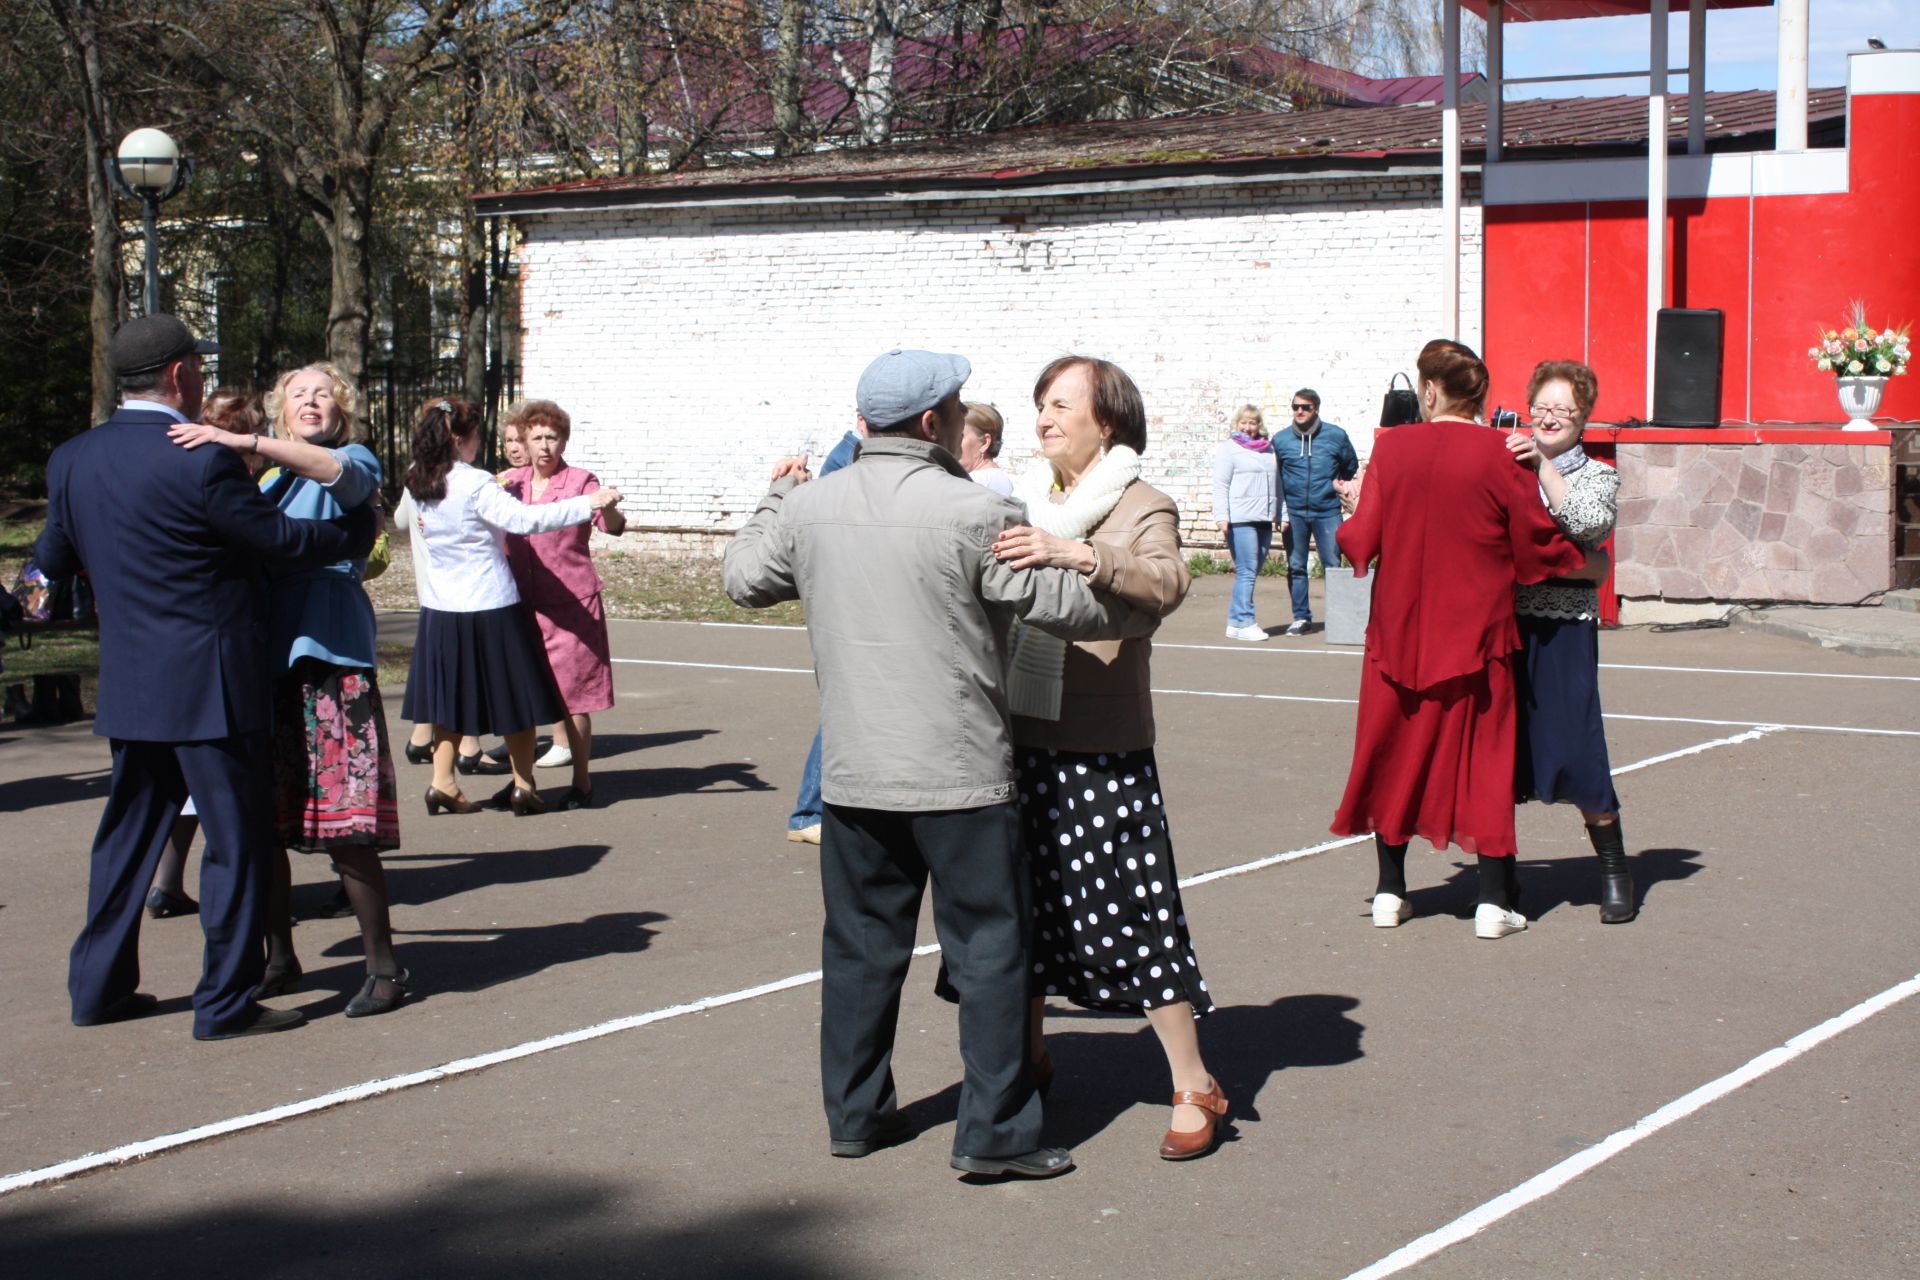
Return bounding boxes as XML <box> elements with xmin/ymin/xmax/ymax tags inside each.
<box><xmin>1290</xmin><ymin>403</ymin><xmax>1315</xmax><ymax>412</ymax></box>
<box><xmin>1529</xmin><ymin>404</ymin><xmax>1580</xmax><ymax>422</ymax></box>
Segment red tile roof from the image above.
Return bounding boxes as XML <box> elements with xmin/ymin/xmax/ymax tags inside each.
<box><xmin>476</xmin><ymin>87</ymin><xmax>1844</xmax><ymax>213</ymax></box>
<box><xmin>1461</xmin><ymin>0</ymin><xmax>1773</xmax><ymax>19</ymax></box>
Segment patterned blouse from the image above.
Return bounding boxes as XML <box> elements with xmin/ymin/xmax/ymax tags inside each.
<box><xmin>1515</xmin><ymin>458</ymin><xmax>1620</xmax><ymax>622</ymax></box>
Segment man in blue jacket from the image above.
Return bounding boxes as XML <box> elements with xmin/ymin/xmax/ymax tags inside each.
<box><xmin>1273</xmin><ymin>388</ymin><xmax>1359</xmax><ymax>636</ymax></box>
<box><xmin>36</xmin><ymin>315</ymin><xmax>375</xmax><ymax>1040</ymax></box>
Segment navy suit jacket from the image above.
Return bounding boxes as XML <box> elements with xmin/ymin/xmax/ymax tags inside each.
<box><xmin>35</xmin><ymin>407</ymin><xmax>367</xmax><ymax>742</ymax></box>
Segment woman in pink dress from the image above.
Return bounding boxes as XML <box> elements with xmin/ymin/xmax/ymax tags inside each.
<box><xmin>501</xmin><ymin>399</ymin><xmax>625</xmax><ymax>808</ymax></box>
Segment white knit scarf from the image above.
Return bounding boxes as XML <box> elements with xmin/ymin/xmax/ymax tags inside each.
<box><xmin>1004</xmin><ymin>444</ymin><xmax>1142</xmax><ymax>720</ymax></box>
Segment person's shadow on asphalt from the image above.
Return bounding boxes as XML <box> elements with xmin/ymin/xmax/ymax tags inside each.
<box><xmin>899</xmin><ymin>993</ymin><xmax>1366</xmax><ymax>1154</ymax></box>
<box><xmin>1412</xmin><ymin>845</ymin><xmax>1705</xmax><ymax>921</ymax></box>
<box><xmin>587</xmin><ymin>761</ymin><xmax>775</xmax><ymax>805</ymax></box>
<box><xmin>293</xmin><ymin>842</ymin><xmax>614</xmax><ymax>916</ymax></box>
<box><xmin>300</xmin><ymin>909</ymin><xmax>668</xmax><ymax>1013</ymax></box>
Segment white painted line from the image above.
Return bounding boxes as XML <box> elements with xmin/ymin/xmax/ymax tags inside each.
<box><xmin>0</xmin><ymin>726</ymin><xmax>1772</xmax><ymax>1197</ymax></box>
<box><xmin>1341</xmin><ymin>970</ymin><xmax>1920</xmax><ymax>1280</ymax></box>
<box><xmin>680</xmin><ymin>617</ymin><xmax>1920</xmax><ymax>683</ymax></box>
<box><xmin>612</xmin><ymin>656</ymin><xmax>1918</xmax><ymax>736</ymax></box>
<box><xmin>1605</xmin><ymin>727</ymin><xmax>1778</xmax><ymax>774</ymax></box>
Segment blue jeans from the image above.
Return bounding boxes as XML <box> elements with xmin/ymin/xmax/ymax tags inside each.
<box><xmin>1226</xmin><ymin>523</ymin><xmax>1273</xmax><ymax>628</ymax></box>
<box><xmin>1288</xmin><ymin>515</ymin><xmax>1344</xmax><ymax>623</ymax></box>
<box><xmin>789</xmin><ymin>729</ymin><xmax>824</xmax><ymax>830</ymax></box>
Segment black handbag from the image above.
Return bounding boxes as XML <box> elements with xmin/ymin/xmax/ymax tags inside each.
<box><xmin>1379</xmin><ymin>372</ymin><xmax>1420</xmax><ymax>427</ymax></box>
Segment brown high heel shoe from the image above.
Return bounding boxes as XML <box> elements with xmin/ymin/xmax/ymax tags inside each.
<box><xmin>1158</xmin><ymin>1081</ymin><xmax>1229</xmax><ymax>1161</ymax></box>
<box><xmin>488</xmin><ymin>782</ymin><xmax>547</xmax><ymax>816</ymax></box>
<box><xmin>425</xmin><ymin>786</ymin><xmax>482</xmax><ymax>816</ymax></box>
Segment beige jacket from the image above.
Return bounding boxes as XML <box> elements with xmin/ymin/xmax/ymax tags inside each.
<box><xmin>1012</xmin><ymin>480</ymin><xmax>1189</xmax><ymax>754</ymax></box>
<box><xmin>723</xmin><ymin>437</ymin><xmax>1149</xmax><ymax>812</ymax></box>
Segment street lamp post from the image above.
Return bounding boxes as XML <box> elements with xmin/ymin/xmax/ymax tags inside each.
<box><xmin>109</xmin><ymin>127</ymin><xmax>189</xmax><ymax>315</ymax></box>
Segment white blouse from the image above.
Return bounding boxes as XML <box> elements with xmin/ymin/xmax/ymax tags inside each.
<box><xmin>414</xmin><ymin>462</ymin><xmax>594</xmax><ymax>612</ymax></box>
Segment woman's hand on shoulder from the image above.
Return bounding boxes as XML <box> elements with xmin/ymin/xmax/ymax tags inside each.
<box><xmin>168</xmin><ymin>422</ymin><xmax>246</xmax><ymax>453</ymax></box>
<box><xmin>993</xmin><ymin>525</ymin><xmax>1094</xmax><ymax>573</ymax></box>
<box><xmin>1504</xmin><ymin>430</ymin><xmax>1542</xmax><ymax>471</ymax></box>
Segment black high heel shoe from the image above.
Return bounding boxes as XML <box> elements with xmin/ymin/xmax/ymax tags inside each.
<box><xmin>487</xmin><ymin>783</ymin><xmax>547</xmax><ymax>817</ymax></box>
<box><xmin>145</xmin><ymin>887</ymin><xmax>199</xmax><ymax>919</ymax></box>
<box><xmin>254</xmin><ymin>958</ymin><xmax>304</xmax><ymax>1000</ymax></box>
<box><xmin>558</xmin><ymin>786</ymin><xmax>593</xmax><ymax>811</ymax></box>
<box><xmin>345</xmin><ymin>967</ymin><xmax>410</xmax><ymax>1018</ymax></box>
<box><xmin>456</xmin><ymin>751</ymin><xmax>509</xmax><ymax>776</ymax></box>
<box><xmin>425</xmin><ymin>786</ymin><xmax>483</xmax><ymax>816</ymax></box>
<box><xmin>403</xmin><ymin>741</ymin><xmax>434</xmax><ymax>765</ymax></box>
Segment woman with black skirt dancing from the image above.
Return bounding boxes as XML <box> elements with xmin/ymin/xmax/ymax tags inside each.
<box><xmin>1506</xmin><ymin>361</ymin><xmax>1633</xmax><ymax>922</ymax></box>
<box><xmin>400</xmin><ymin>399</ymin><xmax>621</xmax><ymax>816</ymax></box>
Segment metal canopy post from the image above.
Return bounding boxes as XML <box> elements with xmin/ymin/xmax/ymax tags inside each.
<box><xmin>1646</xmin><ymin>0</ymin><xmax>1670</xmax><ymax>420</ymax></box>
<box><xmin>1776</xmin><ymin>0</ymin><xmax>1809</xmax><ymax>151</ymax></box>
<box><xmin>1442</xmin><ymin>0</ymin><xmax>1462</xmax><ymax>340</ymax></box>
<box><xmin>1487</xmin><ymin>1</ymin><xmax>1505</xmax><ymax>164</ymax></box>
<box><xmin>1688</xmin><ymin>0</ymin><xmax>1708</xmax><ymax>154</ymax></box>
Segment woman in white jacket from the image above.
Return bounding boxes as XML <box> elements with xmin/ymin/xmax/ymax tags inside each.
<box><xmin>400</xmin><ymin>399</ymin><xmax>621</xmax><ymax>816</ymax></box>
<box><xmin>1211</xmin><ymin>404</ymin><xmax>1280</xmax><ymax>642</ymax></box>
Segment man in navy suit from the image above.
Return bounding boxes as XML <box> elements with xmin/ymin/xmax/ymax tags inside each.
<box><xmin>36</xmin><ymin>315</ymin><xmax>377</xmax><ymax>1039</ymax></box>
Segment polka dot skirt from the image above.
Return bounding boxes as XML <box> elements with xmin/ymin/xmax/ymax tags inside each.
<box><xmin>1022</xmin><ymin>747</ymin><xmax>1213</xmax><ymax>1019</ymax></box>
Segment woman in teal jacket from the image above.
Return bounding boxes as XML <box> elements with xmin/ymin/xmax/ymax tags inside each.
<box><xmin>171</xmin><ymin>363</ymin><xmax>407</xmax><ymax>1019</ymax></box>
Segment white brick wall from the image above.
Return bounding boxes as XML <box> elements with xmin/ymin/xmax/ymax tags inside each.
<box><xmin>514</xmin><ymin>174</ymin><xmax>1485</xmax><ymax>549</ymax></box>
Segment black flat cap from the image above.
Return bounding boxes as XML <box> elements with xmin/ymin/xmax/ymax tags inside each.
<box><xmin>110</xmin><ymin>314</ymin><xmax>219</xmax><ymax>377</ymax></box>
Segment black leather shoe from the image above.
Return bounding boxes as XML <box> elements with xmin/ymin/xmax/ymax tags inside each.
<box><xmin>146</xmin><ymin>887</ymin><xmax>199</xmax><ymax>919</ymax></box>
<box><xmin>254</xmin><ymin>959</ymin><xmax>304</xmax><ymax>1000</ymax></box>
<box><xmin>345</xmin><ymin>968</ymin><xmax>411</xmax><ymax>1018</ymax></box>
<box><xmin>558</xmin><ymin>786</ymin><xmax>593</xmax><ymax>811</ymax></box>
<box><xmin>73</xmin><ymin>992</ymin><xmax>160</xmax><ymax>1026</ymax></box>
<box><xmin>193</xmin><ymin>1005</ymin><xmax>306</xmax><ymax>1041</ymax></box>
<box><xmin>487</xmin><ymin>783</ymin><xmax>546</xmax><ymax>816</ymax></box>
<box><xmin>403</xmin><ymin>741</ymin><xmax>434</xmax><ymax>765</ymax></box>
<box><xmin>457</xmin><ymin>752</ymin><xmax>510</xmax><ymax>776</ymax></box>
<box><xmin>830</xmin><ymin>1113</ymin><xmax>912</xmax><ymax>1158</ymax></box>
<box><xmin>949</xmin><ymin>1147</ymin><xmax>1075</xmax><ymax>1178</ymax></box>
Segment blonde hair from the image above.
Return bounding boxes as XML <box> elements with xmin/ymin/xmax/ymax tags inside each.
<box><xmin>265</xmin><ymin>362</ymin><xmax>362</xmax><ymax>445</ymax></box>
<box><xmin>504</xmin><ymin>397</ymin><xmax>572</xmax><ymax>445</ymax></box>
<box><xmin>1233</xmin><ymin>403</ymin><xmax>1265</xmax><ymax>435</ymax></box>
<box><xmin>963</xmin><ymin>401</ymin><xmax>1004</xmax><ymax>458</ymax></box>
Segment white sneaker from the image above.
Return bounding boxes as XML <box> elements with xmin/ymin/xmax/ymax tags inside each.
<box><xmin>1371</xmin><ymin>893</ymin><xmax>1412</xmax><ymax>928</ymax></box>
<box><xmin>535</xmin><ymin>743</ymin><xmax>574</xmax><ymax>769</ymax></box>
<box><xmin>1474</xmin><ymin>903</ymin><xmax>1529</xmax><ymax>939</ymax></box>
<box><xmin>1225</xmin><ymin>625</ymin><xmax>1269</xmax><ymax>642</ymax></box>
<box><xmin>1284</xmin><ymin>620</ymin><xmax>1310</xmax><ymax>637</ymax></box>
<box><xmin>787</xmin><ymin>824</ymin><xmax>822</xmax><ymax>845</ymax></box>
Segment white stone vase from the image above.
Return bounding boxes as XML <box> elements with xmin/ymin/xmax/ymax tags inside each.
<box><xmin>1323</xmin><ymin>566</ymin><xmax>1373</xmax><ymax>646</ymax></box>
<box><xmin>1836</xmin><ymin>375</ymin><xmax>1887</xmax><ymax>430</ymax></box>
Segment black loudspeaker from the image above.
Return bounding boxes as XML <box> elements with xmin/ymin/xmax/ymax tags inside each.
<box><xmin>1652</xmin><ymin>307</ymin><xmax>1724</xmax><ymax>427</ymax></box>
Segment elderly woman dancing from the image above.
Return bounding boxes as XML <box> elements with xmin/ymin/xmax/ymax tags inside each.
<box><xmin>170</xmin><ymin>363</ymin><xmax>406</xmax><ymax>1016</ymax></box>
<box><xmin>997</xmin><ymin>355</ymin><xmax>1225</xmax><ymax>1159</ymax></box>
<box><xmin>1507</xmin><ymin>360</ymin><xmax>1631</xmax><ymax>923</ymax></box>
<box><xmin>500</xmin><ymin>398</ymin><xmax>626</xmax><ymax>809</ymax></box>
<box><xmin>401</xmin><ymin>399</ymin><xmax>621</xmax><ymax>816</ymax></box>
<box><xmin>1330</xmin><ymin>340</ymin><xmax>1589</xmax><ymax>940</ymax></box>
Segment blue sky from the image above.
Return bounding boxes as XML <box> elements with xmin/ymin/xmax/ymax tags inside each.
<box><xmin>1498</xmin><ymin>1</ymin><xmax>1920</xmax><ymax>97</ymax></box>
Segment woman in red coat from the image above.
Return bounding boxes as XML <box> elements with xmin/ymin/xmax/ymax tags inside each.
<box><xmin>1331</xmin><ymin>340</ymin><xmax>1589</xmax><ymax>940</ymax></box>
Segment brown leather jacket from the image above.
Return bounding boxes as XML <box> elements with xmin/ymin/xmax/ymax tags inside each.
<box><xmin>1012</xmin><ymin>479</ymin><xmax>1189</xmax><ymax>754</ymax></box>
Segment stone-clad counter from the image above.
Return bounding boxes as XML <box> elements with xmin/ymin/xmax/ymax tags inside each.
<box><xmin>1589</xmin><ymin>428</ymin><xmax>1893</xmax><ymax>605</ymax></box>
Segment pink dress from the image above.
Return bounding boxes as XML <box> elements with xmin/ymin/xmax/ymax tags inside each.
<box><xmin>503</xmin><ymin>463</ymin><xmax>615</xmax><ymax>715</ymax></box>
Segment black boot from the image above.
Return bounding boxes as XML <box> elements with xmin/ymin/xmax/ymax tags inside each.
<box><xmin>1587</xmin><ymin>819</ymin><xmax>1635</xmax><ymax>923</ymax></box>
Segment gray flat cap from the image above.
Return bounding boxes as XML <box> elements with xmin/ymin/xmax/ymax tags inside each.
<box><xmin>111</xmin><ymin>314</ymin><xmax>219</xmax><ymax>376</ymax></box>
<box><xmin>855</xmin><ymin>349</ymin><xmax>971</xmax><ymax>429</ymax></box>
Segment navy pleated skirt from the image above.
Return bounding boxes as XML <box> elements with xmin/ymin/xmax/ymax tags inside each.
<box><xmin>1514</xmin><ymin>613</ymin><xmax>1620</xmax><ymax>814</ymax></box>
<box><xmin>401</xmin><ymin>603</ymin><xmax>566</xmax><ymax>737</ymax></box>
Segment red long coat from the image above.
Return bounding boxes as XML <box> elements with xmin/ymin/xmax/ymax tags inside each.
<box><xmin>1330</xmin><ymin>420</ymin><xmax>1585</xmax><ymax>857</ymax></box>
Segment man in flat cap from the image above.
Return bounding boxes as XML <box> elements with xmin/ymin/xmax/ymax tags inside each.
<box><xmin>36</xmin><ymin>314</ymin><xmax>377</xmax><ymax>1040</ymax></box>
<box><xmin>725</xmin><ymin>349</ymin><xmax>1147</xmax><ymax>1179</ymax></box>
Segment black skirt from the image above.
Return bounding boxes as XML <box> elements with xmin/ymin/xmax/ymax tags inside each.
<box><xmin>401</xmin><ymin>603</ymin><xmax>566</xmax><ymax>737</ymax></box>
<box><xmin>1023</xmin><ymin>747</ymin><xmax>1212</xmax><ymax>1018</ymax></box>
<box><xmin>1514</xmin><ymin>613</ymin><xmax>1621</xmax><ymax>814</ymax></box>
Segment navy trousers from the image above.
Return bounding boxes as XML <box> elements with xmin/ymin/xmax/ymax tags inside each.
<box><xmin>818</xmin><ymin>800</ymin><xmax>1041</xmax><ymax>1159</ymax></box>
<box><xmin>69</xmin><ymin>735</ymin><xmax>273</xmax><ymax>1036</ymax></box>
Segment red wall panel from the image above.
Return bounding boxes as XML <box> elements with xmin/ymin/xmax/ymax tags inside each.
<box><xmin>1484</xmin><ymin>205</ymin><xmax>1588</xmax><ymax>415</ymax></box>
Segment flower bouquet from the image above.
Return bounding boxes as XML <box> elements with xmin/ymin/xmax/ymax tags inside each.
<box><xmin>1810</xmin><ymin>302</ymin><xmax>1910</xmax><ymax>379</ymax></box>
<box><xmin>1812</xmin><ymin>302</ymin><xmax>1909</xmax><ymax>426</ymax></box>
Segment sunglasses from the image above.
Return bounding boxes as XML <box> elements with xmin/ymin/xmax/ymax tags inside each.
<box><xmin>1290</xmin><ymin>403</ymin><xmax>1315</xmax><ymax>412</ymax></box>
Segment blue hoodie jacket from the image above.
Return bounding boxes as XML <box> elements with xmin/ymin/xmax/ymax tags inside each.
<box><xmin>1273</xmin><ymin>419</ymin><xmax>1358</xmax><ymax>523</ymax></box>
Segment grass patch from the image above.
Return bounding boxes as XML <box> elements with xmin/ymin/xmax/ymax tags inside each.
<box><xmin>1187</xmin><ymin>551</ymin><xmax>1288</xmax><ymax>578</ymax></box>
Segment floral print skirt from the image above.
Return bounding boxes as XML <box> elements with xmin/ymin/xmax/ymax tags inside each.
<box><xmin>271</xmin><ymin>658</ymin><xmax>401</xmax><ymax>854</ymax></box>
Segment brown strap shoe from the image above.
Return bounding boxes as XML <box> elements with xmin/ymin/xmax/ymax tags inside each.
<box><xmin>1158</xmin><ymin>1082</ymin><xmax>1229</xmax><ymax>1161</ymax></box>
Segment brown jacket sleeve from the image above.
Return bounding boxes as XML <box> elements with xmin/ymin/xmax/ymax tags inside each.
<box><xmin>1086</xmin><ymin>483</ymin><xmax>1190</xmax><ymax>620</ymax></box>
